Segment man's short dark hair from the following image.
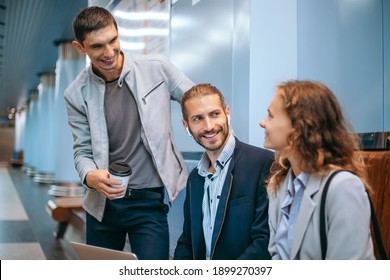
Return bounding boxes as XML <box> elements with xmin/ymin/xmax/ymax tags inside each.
<box><xmin>72</xmin><ymin>6</ymin><xmax>118</xmax><ymax>44</ymax></box>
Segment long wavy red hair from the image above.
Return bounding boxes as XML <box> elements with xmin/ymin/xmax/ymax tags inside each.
<box><xmin>267</xmin><ymin>80</ymin><xmax>371</xmax><ymax>194</ymax></box>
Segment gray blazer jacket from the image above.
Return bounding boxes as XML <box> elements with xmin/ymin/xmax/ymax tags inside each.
<box><xmin>64</xmin><ymin>52</ymin><xmax>194</xmax><ymax>221</ymax></box>
<box><xmin>268</xmin><ymin>170</ymin><xmax>375</xmax><ymax>259</ymax></box>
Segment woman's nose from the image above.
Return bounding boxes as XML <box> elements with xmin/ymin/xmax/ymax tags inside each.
<box><xmin>259</xmin><ymin>119</ymin><xmax>265</xmax><ymax>128</ymax></box>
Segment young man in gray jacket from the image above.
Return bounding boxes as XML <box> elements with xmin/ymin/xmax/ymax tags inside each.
<box><xmin>64</xmin><ymin>6</ymin><xmax>194</xmax><ymax>260</ymax></box>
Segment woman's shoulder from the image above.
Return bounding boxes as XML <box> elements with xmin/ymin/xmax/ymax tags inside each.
<box><xmin>328</xmin><ymin>170</ymin><xmax>363</xmax><ymax>186</ymax></box>
<box><xmin>326</xmin><ymin>170</ymin><xmax>367</xmax><ymax>200</ymax></box>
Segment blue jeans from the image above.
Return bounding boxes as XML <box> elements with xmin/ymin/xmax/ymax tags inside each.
<box><xmin>86</xmin><ymin>194</ymin><xmax>169</xmax><ymax>260</ymax></box>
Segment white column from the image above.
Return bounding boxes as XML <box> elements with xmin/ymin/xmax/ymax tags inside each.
<box><xmin>52</xmin><ymin>40</ymin><xmax>86</xmax><ymax>188</ymax></box>
<box><xmin>34</xmin><ymin>72</ymin><xmax>56</xmax><ymax>183</ymax></box>
<box><xmin>11</xmin><ymin>108</ymin><xmax>26</xmax><ymax>165</ymax></box>
<box><xmin>23</xmin><ymin>90</ymin><xmax>39</xmax><ymax>176</ymax></box>
<box><xmin>21</xmin><ymin>101</ymin><xmax>31</xmax><ymax>172</ymax></box>
<box><xmin>248</xmin><ymin>0</ymin><xmax>298</xmax><ymax>146</ymax></box>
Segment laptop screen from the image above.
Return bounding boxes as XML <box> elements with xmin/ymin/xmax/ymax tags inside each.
<box><xmin>70</xmin><ymin>241</ymin><xmax>138</xmax><ymax>260</ymax></box>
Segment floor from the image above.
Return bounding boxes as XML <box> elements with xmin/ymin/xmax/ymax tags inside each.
<box><xmin>0</xmin><ymin>163</ymin><xmax>75</xmax><ymax>260</ymax></box>
<box><xmin>0</xmin><ymin>158</ymin><xmax>200</xmax><ymax>260</ymax></box>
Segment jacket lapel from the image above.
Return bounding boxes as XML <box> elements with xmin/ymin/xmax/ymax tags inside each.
<box><xmin>210</xmin><ymin>144</ymin><xmax>237</xmax><ymax>258</ymax></box>
<box><xmin>189</xmin><ymin>174</ymin><xmax>207</xmax><ymax>259</ymax></box>
<box><xmin>211</xmin><ymin>169</ymin><xmax>233</xmax><ymax>248</ymax></box>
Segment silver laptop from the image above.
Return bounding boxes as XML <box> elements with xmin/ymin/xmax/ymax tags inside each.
<box><xmin>70</xmin><ymin>241</ymin><xmax>138</xmax><ymax>260</ymax></box>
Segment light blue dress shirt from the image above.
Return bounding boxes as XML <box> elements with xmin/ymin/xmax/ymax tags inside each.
<box><xmin>197</xmin><ymin>135</ymin><xmax>235</xmax><ymax>260</ymax></box>
<box><xmin>275</xmin><ymin>171</ymin><xmax>309</xmax><ymax>259</ymax></box>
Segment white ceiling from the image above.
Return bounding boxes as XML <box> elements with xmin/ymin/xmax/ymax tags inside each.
<box><xmin>0</xmin><ymin>0</ymin><xmax>88</xmax><ymax>121</ymax></box>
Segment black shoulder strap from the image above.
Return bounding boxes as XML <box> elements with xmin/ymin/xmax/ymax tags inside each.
<box><xmin>367</xmin><ymin>192</ymin><xmax>388</xmax><ymax>260</ymax></box>
<box><xmin>320</xmin><ymin>170</ymin><xmax>343</xmax><ymax>260</ymax></box>
<box><xmin>320</xmin><ymin>170</ymin><xmax>388</xmax><ymax>260</ymax></box>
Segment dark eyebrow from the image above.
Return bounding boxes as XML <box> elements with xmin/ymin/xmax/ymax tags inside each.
<box><xmin>89</xmin><ymin>43</ymin><xmax>103</xmax><ymax>48</ymax></box>
<box><xmin>88</xmin><ymin>35</ymin><xmax>118</xmax><ymax>48</ymax></box>
<box><xmin>191</xmin><ymin>114</ymin><xmax>202</xmax><ymax>120</ymax></box>
<box><xmin>109</xmin><ymin>35</ymin><xmax>118</xmax><ymax>43</ymax></box>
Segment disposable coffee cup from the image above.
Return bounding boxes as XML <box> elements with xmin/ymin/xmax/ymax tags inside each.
<box><xmin>109</xmin><ymin>162</ymin><xmax>132</xmax><ymax>199</ymax></box>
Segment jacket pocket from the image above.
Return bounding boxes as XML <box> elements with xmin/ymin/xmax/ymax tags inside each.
<box><xmin>169</xmin><ymin>132</ymin><xmax>184</xmax><ymax>174</ymax></box>
<box><xmin>142</xmin><ymin>80</ymin><xmax>165</xmax><ymax>104</ymax></box>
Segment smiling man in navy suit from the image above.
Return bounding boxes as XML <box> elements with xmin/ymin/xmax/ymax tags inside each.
<box><xmin>174</xmin><ymin>84</ymin><xmax>274</xmax><ymax>260</ymax></box>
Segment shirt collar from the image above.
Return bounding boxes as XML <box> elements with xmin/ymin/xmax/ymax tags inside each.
<box><xmin>287</xmin><ymin>171</ymin><xmax>309</xmax><ymax>195</ymax></box>
<box><xmin>197</xmin><ymin>135</ymin><xmax>235</xmax><ymax>177</ymax></box>
<box><xmin>118</xmin><ymin>51</ymin><xmax>131</xmax><ymax>85</ymax></box>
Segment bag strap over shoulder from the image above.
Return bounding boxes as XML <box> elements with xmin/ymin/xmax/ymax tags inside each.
<box><xmin>320</xmin><ymin>170</ymin><xmax>343</xmax><ymax>260</ymax></box>
<box><xmin>320</xmin><ymin>170</ymin><xmax>388</xmax><ymax>260</ymax></box>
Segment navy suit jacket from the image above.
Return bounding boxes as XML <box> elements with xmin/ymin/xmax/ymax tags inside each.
<box><xmin>174</xmin><ymin>138</ymin><xmax>274</xmax><ymax>260</ymax></box>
